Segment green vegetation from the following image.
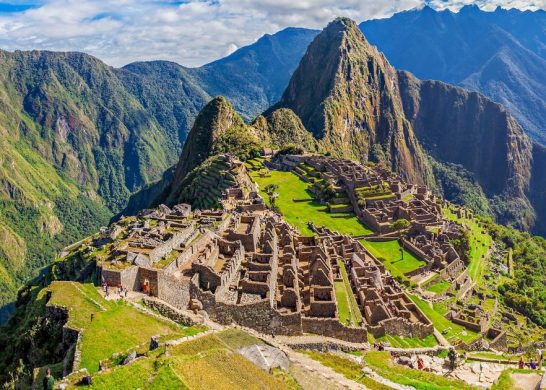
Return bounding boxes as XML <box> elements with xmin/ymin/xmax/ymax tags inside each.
<box><xmin>69</xmin><ymin>329</ymin><xmax>294</xmax><ymax>389</ymax></box>
<box><xmin>337</xmin><ymin>260</ymin><xmax>363</xmax><ymax>326</ymax></box>
<box><xmin>250</xmin><ymin>166</ymin><xmax>372</xmax><ymax>236</ymax></box>
<box><xmin>47</xmin><ymin>281</ymin><xmax>202</xmax><ymax>374</ymax></box>
<box><xmin>303</xmin><ymin>351</ymin><xmax>391</xmax><ymax>389</ymax></box>
<box><xmin>377</xmin><ymin>334</ymin><xmax>438</xmax><ymax>348</ymax></box>
<box><xmin>334</xmin><ymin>281</ymin><xmax>351</xmax><ymax>325</ymax></box>
<box><xmin>360</xmin><ymin>240</ymin><xmax>425</xmax><ymax>280</ymax></box>
<box><xmin>483</xmin><ymin>219</ymin><xmax>546</xmax><ymax>327</ymax></box>
<box><xmin>212</xmin><ymin>123</ymin><xmax>263</xmax><ymax>161</ymax></box>
<box><xmin>443</xmin><ymin>207</ymin><xmax>492</xmax><ymax>285</ymax></box>
<box><xmin>426</xmin><ymin>280</ymin><xmax>451</xmax><ymax>294</ymax></box>
<box><xmin>363</xmin><ymin>351</ymin><xmax>478</xmax><ymax>389</ymax></box>
<box><xmin>490</xmin><ymin>369</ymin><xmax>538</xmax><ymax>390</ymax></box>
<box><xmin>409</xmin><ymin>294</ymin><xmax>479</xmax><ymax>344</ymax></box>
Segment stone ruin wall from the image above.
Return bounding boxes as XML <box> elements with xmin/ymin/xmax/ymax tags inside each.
<box><xmin>301</xmin><ymin>317</ymin><xmax>368</xmax><ymax>343</ymax></box>
<box><xmin>44</xmin><ymin>305</ymin><xmax>82</xmax><ymax>375</ymax></box>
<box><xmin>190</xmin><ymin>275</ymin><xmax>303</xmax><ymax>335</ymax></box>
<box><xmin>368</xmin><ymin>317</ymin><xmax>434</xmax><ymax>339</ymax></box>
<box><xmin>157</xmin><ymin>272</ymin><xmax>192</xmax><ymax>311</ymax></box>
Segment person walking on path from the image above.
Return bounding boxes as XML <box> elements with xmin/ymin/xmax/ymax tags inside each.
<box><xmin>43</xmin><ymin>367</ymin><xmax>54</xmax><ymax>390</ymax></box>
<box><xmin>537</xmin><ymin>348</ymin><xmax>543</xmax><ymax>369</ymax></box>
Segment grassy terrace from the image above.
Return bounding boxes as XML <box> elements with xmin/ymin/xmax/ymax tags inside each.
<box><xmin>303</xmin><ymin>351</ymin><xmax>391</xmax><ymax>389</ymax></box>
<box><xmin>305</xmin><ymin>351</ymin><xmax>476</xmax><ymax>390</ymax></box>
<box><xmin>443</xmin><ymin>206</ymin><xmax>492</xmax><ymax>285</ymax></box>
<box><xmin>47</xmin><ymin>281</ymin><xmax>203</xmax><ymax>375</ymax></box>
<box><xmin>336</xmin><ymin>260</ymin><xmax>363</xmax><ymax>326</ymax></box>
<box><xmin>249</xmin><ymin>164</ymin><xmax>372</xmax><ymax>236</ymax></box>
<box><xmin>360</xmin><ymin>239</ymin><xmax>425</xmax><ymax>281</ymax></box>
<box><xmin>362</xmin><ymin>351</ymin><xmax>478</xmax><ymax>390</ymax></box>
<box><xmin>75</xmin><ymin>329</ymin><xmax>298</xmax><ymax>389</ymax></box>
<box><xmin>376</xmin><ymin>334</ymin><xmax>438</xmax><ymax>348</ymax></box>
<box><xmin>426</xmin><ymin>280</ymin><xmax>451</xmax><ymax>294</ymax></box>
<box><xmin>409</xmin><ymin>294</ymin><xmax>479</xmax><ymax>344</ymax></box>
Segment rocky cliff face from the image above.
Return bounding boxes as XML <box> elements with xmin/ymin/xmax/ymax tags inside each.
<box><xmin>397</xmin><ymin>71</ymin><xmax>534</xmax><ymax>229</ymax></box>
<box><xmin>275</xmin><ymin>18</ymin><xmax>432</xmax><ymax>186</ymax></box>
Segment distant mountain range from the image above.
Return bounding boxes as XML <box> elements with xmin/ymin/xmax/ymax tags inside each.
<box><xmin>0</xmin><ymin>5</ymin><xmax>544</xmax><ymax>321</ymax></box>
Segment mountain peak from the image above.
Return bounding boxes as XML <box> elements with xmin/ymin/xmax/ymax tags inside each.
<box><xmin>170</xmin><ymin>96</ymin><xmax>241</xmax><ymax>189</ymax></box>
<box><xmin>275</xmin><ymin>17</ymin><xmax>432</xmax><ymax>186</ymax></box>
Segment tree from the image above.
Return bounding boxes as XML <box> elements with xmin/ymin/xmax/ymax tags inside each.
<box><xmin>264</xmin><ymin>184</ymin><xmax>278</xmax><ymax>195</ymax></box>
<box><xmin>390</xmin><ymin>218</ymin><xmax>410</xmax><ymax>260</ymax></box>
<box><xmin>390</xmin><ymin>218</ymin><xmax>410</xmax><ymax>233</ymax></box>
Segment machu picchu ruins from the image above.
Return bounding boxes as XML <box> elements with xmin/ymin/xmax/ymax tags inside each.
<box><xmin>74</xmin><ymin>153</ymin><xmax>525</xmax><ymax>353</ymax></box>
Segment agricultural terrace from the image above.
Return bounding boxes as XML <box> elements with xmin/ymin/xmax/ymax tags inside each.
<box><xmin>443</xmin><ymin>206</ymin><xmax>492</xmax><ymax>285</ymax></box>
<box><xmin>247</xmin><ymin>159</ymin><xmax>372</xmax><ymax>236</ymax></box>
<box><xmin>409</xmin><ymin>294</ymin><xmax>480</xmax><ymax>344</ymax></box>
<box><xmin>359</xmin><ymin>239</ymin><xmax>425</xmax><ymax>282</ymax></box>
<box><xmin>376</xmin><ymin>333</ymin><xmax>437</xmax><ymax>348</ymax></box>
<box><xmin>46</xmin><ymin>281</ymin><xmax>203</xmax><ymax>374</ymax></box>
<box><xmin>68</xmin><ymin>329</ymin><xmax>298</xmax><ymax>389</ymax></box>
<box><xmin>304</xmin><ymin>351</ymin><xmax>477</xmax><ymax>390</ymax></box>
<box><xmin>335</xmin><ymin>259</ymin><xmax>363</xmax><ymax>326</ymax></box>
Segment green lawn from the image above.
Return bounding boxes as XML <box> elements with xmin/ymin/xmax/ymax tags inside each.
<box><xmin>47</xmin><ymin>281</ymin><xmax>203</xmax><ymax>375</ymax></box>
<box><xmin>334</xmin><ymin>281</ymin><xmax>351</xmax><ymax>325</ymax></box>
<box><xmin>70</xmin><ymin>330</ymin><xmax>295</xmax><ymax>390</ymax></box>
<box><xmin>426</xmin><ymin>280</ymin><xmax>451</xmax><ymax>294</ymax></box>
<box><xmin>336</xmin><ymin>260</ymin><xmax>363</xmax><ymax>326</ymax></box>
<box><xmin>443</xmin><ymin>207</ymin><xmax>491</xmax><ymax>285</ymax></box>
<box><xmin>363</xmin><ymin>351</ymin><xmax>478</xmax><ymax>390</ymax></box>
<box><xmin>377</xmin><ymin>334</ymin><xmax>438</xmax><ymax>348</ymax></box>
<box><xmin>250</xmin><ymin>167</ymin><xmax>372</xmax><ymax>236</ymax></box>
<box><xmin>409</xmin><ymin>294</ymin><xmax>479</xmax><ymax>344</ymax></box>
<box><xmin>360</xmin><ymin>240</ymin><xmax>425</xmax><ymax>279</ymax></box>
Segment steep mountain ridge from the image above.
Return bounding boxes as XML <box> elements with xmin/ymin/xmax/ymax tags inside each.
<box><xmin>271</xmin><ymin>17</ymin><xmax>538</xmax><ymax>232</ymax></box>
<box><xmin>274</xmin><ymin>18</ymin><xmax>433</xmax><ymax>186</ymax></box>
<box><xmin>397</xmin><ymin>71</ymin><xmax>535</xmax><ymax>228</ymax></box>
<box><xmin>361</xmin><ymin>5</ymin><xmax>546</xmax><ymax>144</ymax></box>
<box><xmin>0</xmin><ymin>49</ymin><xmax>208</xmax><ymax>316</ymax></box>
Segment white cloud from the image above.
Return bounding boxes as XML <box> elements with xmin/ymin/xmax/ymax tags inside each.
<box><xmin>0</xmin><ymin>0</ymin><xmax>542</xmax><ymax>67</ymax></box>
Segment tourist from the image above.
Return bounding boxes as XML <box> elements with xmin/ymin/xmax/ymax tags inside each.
<box><xmin>537</xmin><ymin>348</ymin><xmax>543</xmax><ymax>369</ymax></box>
<box><xmin>43</xmin><ymin>367</ymin><xmax>54</xmax><ymax>390</ymax></box>
<box><xmin>410</xmin><ymin>353</ymin><xmax>418</xmax><ymax>369</ymax></box>
<box><xmin>417</xmin><ymin>356</ymin><xmax>425</xmax><ymax>370</ymax></box>
<box><xmin>518</xmin><ymin>356</ymin><xmax>525</xmax><ymax>369</ymax></box>
<box><xmin>530</xmin><ymin>358</ymin><xmax>536</xmax><ymax>370</ymax></box>
<box><xmin>90</xmin><ymin>313</ymin><xmax>94</xmax><ymax>322</ymax></box>
<box><xmin>447</xmin><ymin>347</ymin><xmax>457</xmax><ymax>370</ymax></box>
<box><xmin>124</xmin><ymin>288</ymin><xmax>128</xmax><ymax>298</ymax></box>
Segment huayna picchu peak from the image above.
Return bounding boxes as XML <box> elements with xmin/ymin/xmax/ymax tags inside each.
<box><xmin>1</xmin><ymin>8</ymin><xmax>546</xmax><ymax>390</ymax></box>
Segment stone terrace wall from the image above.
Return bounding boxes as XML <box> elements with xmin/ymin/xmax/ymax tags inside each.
<box><xmin>401</xmin><ymin>238</ymin><xmax>429</xmax><ymax>263</ymax></box>
<box><xmin>368</xmin><ymin>317</ymin><xmax>434</xmax><ymax>339</ymax></box>
<box><xmin>190</xmin><ymin>276</ymin><xmax>302</xmax><ymax>335</ymax></box>
<box><xmin>142</xmin><ymin>296</ymin><xmax>200</xmax><ymax>326</ymax></box>
<box><xmin>302</xmin><ymin>317</ymin><xmax>368</xmax><ymax>343</ymax></box>
<box><xmin>157</xmin><ymin>272</ymin><xmax>192</xmax><ymax>310</ymax></box>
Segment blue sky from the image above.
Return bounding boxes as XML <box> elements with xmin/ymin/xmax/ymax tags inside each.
<box><xmin>0</xmin><ymin>0</ymin><xmax>543</xmax><ymax>67</ymax></box>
